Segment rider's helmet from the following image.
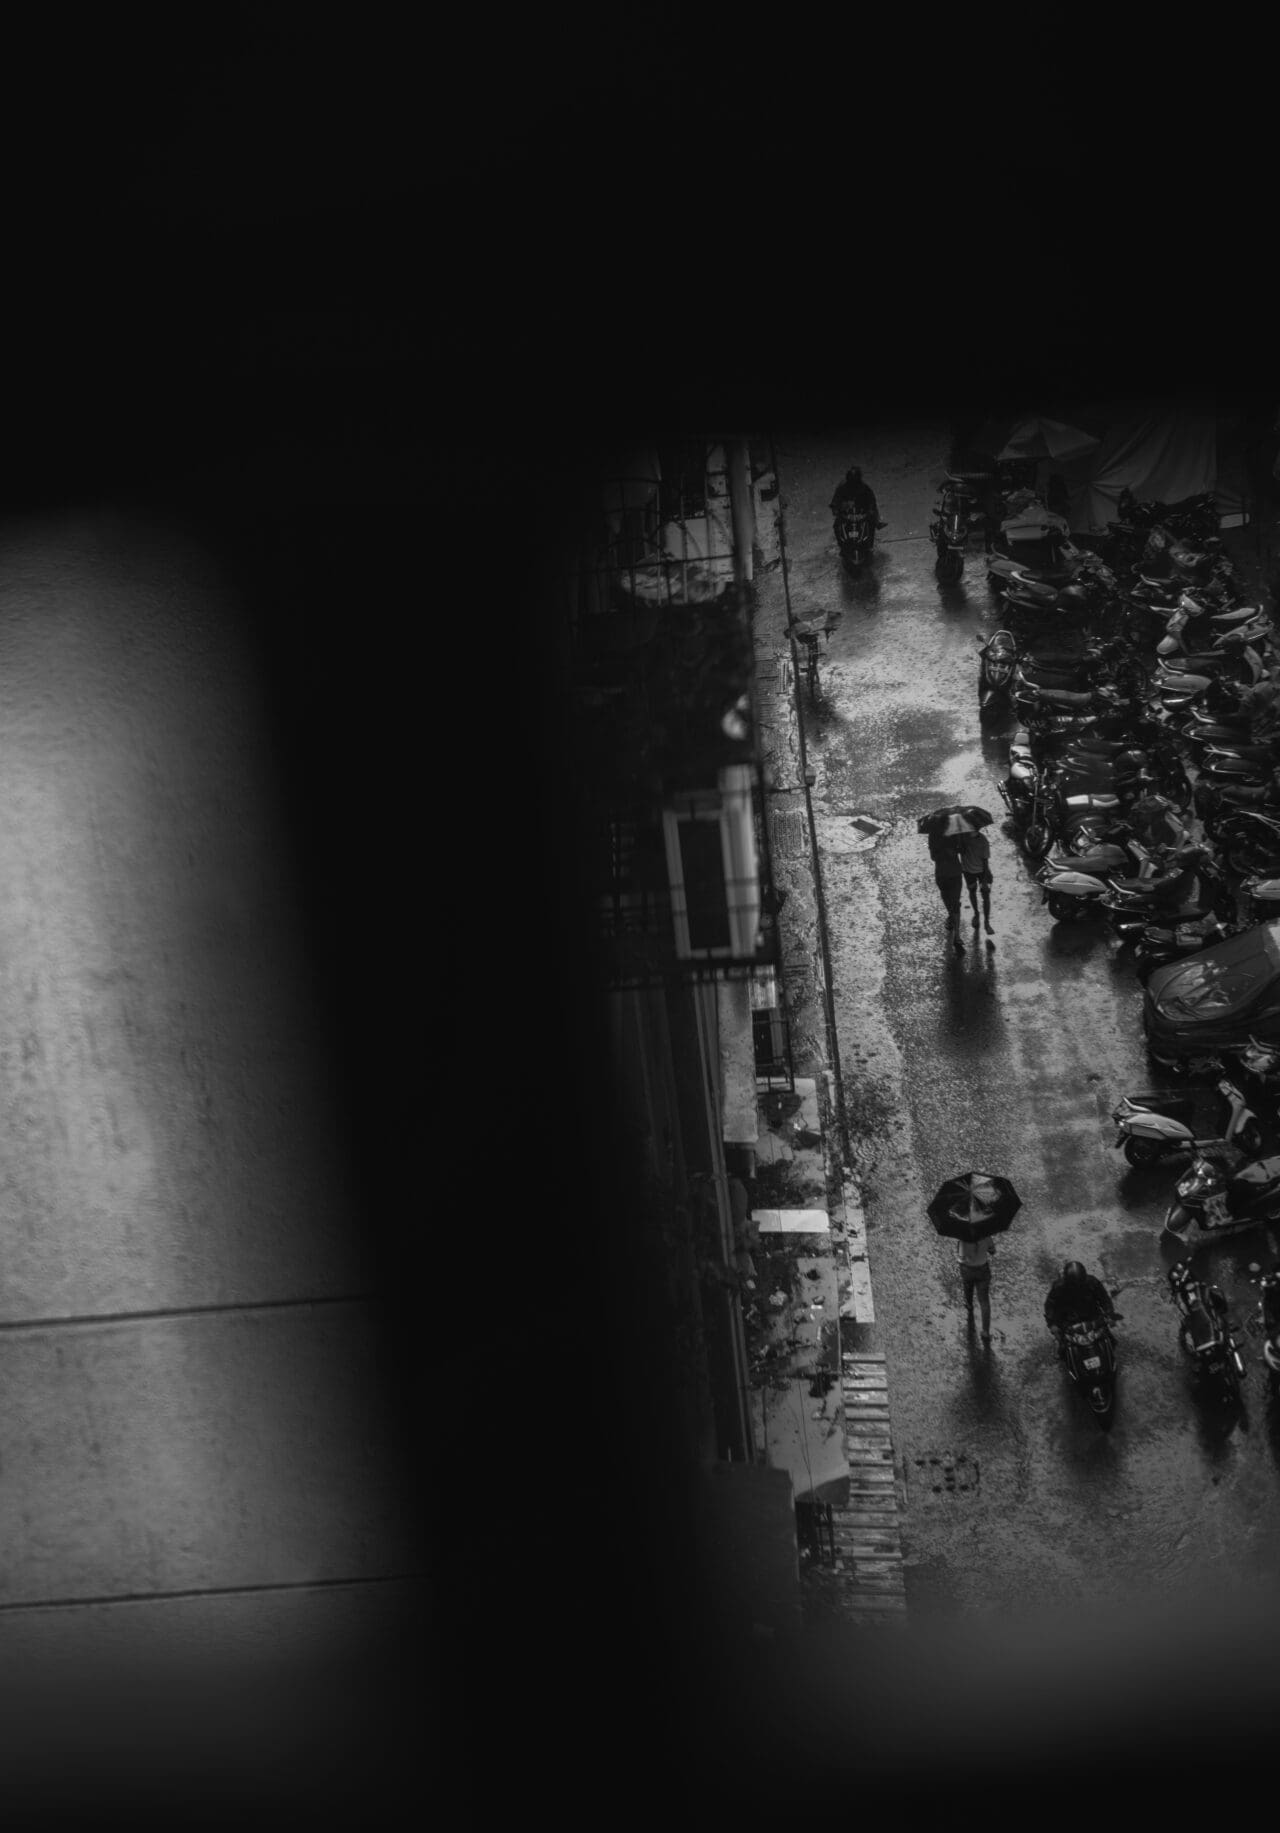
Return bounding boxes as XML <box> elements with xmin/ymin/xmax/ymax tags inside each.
<box><xmin>1059</xmin><ymin>584</ymin><xmax>1092</xmax><ymax>609</ymax></box>
<box><xmin>1063</xmin><ymin>1260</ymin><xmax>1087</xmax><ymax>1284</ymax></box>
<box><xmin>846</xmin><ymin>466</ymin><xmax>863</xmax><ymax>486</ymax></box>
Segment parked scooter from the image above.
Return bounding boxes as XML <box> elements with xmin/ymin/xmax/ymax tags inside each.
<box><xmin>1039</xmin><ymin>794</ymin><xmax>1193</xmax><ymax>920</ymax></box>
<box><xmin>1180</xmin><ymin>714</ymin><xmax>1276</xmax><ymax>762</ymax></box>
<box><xmin>1038</xmin><ymin>836</ymin><xmax>1157</xmax><ymax>921</ymax></box>
<box><xmin>977</xmin><ymin>628</ymin><xmax>1018</xmax><ymax>721</ymax></box>
<box><xmin>1100</xmin><ymin>843</ymin><xmax>1235</xmax><ymax>937</ymax></box>
<box><xmin>1167</xmin><ymin>1259</ymin><xmax>1247</xmax><ymax>1405</ymax></box>
<box><xmin>987</xmin><ymin>554</ymin><xmax>1089</xmax><ymax>616</ymax></box>
<box><xmin>1158</xmin><ymin>599</ymin><xmax>1268</xmax><ymax>660</ymax></box>
<box><xmin>1014</xmin><ymin>677</ymin><xmax>1134</xmax><ymax>727</ymax></box>
<box><xmin>1111</xmin><ymin>1072</ymin><xmax>1263</xmax><ymax>1168</ymax></box>
<box><xmin>1155</xmin><ymin>644</ymin><xmax>1274</xmax><ymax>710</ymax></box>
<box><xmin>1246</xmin><ymin>1262</ymin><xmax>1280</xmax><ymax>1395</ymax></box>
<box><xmin>1163</xmin><ymin>1150</ymin><xmax>1280</xmax><ymax>1239</ymax></box>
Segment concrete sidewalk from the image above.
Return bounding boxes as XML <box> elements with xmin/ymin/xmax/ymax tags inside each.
<box><xmin>746</xmin><ymin>450</ymin><xmax>906</xmax><ymax>1625</ymax></box>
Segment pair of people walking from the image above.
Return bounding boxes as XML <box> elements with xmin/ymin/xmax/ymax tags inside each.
<box><xmin>930</xmin><ymin>827</ymin><xmax>994</xmax><ymax>953</ymax></box>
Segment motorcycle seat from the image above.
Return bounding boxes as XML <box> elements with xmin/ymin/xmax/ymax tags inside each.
<box><xmin>1110</xmin><ymin>868</ymin><xmax>1188</xmax><ymax>896</ymax></box>
<box><xmin>1030</xmin><ymin>688</ymin><xmax>1098</xmax><ymax>710</ymax></box>
<box><xmin>1019</xmin><ymin>664</ymin><xmax>1087</xmax><ymax>687</ymax></box>
<box><xmin>1182</xmin><ymin>1308</ymin><xmax>1224</xmax><ymax>1353</ymax></box>
<box><xmin>1126</xmin><ymin>1089</ymin><xmax>1197</xmax><ymax>1113</ymax></box>
<box><xmin>1160</xmin><ymin>655</ymin><xmax>1237</xmax><ymax>673</ymax></box>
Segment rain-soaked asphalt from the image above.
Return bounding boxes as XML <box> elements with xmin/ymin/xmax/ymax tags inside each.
<box><xmin>776</xmin><ymin>427</ymin><xmax>1280</xmax><ymax>1618</ymax></box>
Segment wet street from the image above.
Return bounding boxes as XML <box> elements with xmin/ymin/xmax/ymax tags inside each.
<box><xmin>775</xmin><ymin>427</ymin><xmax>1280</xmax><ymax>1616</ymax></box>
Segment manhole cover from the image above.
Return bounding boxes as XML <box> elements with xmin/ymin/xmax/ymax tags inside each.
<box><xmin>905</xmin><ymin>1453</ymin><xmax>980</xmax><ymax>1498</ymax></box>
<box><xmin>815</xmin><ymin>813</ymin><xmax>889</xmax><ymax>855</ymax></box>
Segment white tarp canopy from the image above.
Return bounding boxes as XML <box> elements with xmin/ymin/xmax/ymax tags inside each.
<box><xmin>967</xmin><ymin>402</ymin><xmax>1255</xmax><ymax>531</ymax></box>
<box><xmin>1084</xmin><ymin>407</ymin><xmax>1219</xmax><ymax>530</ymax></box>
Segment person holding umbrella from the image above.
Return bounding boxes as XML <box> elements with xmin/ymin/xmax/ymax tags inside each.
<box><xmin>957</xmin><ymin>1234</ymin><xmax>996</xmax><ymax>1341</ymax></box>
<box><xmin>929</xmin><ymin>830</ymin><xmax>966</xmax><ymax>954</ymax></box>
<box><xmin>919</xmin><ymin>805</ymin><xmax>996</xmax><ymax>955</ymax></box>
<box><xmin>959</xmin><ymin>825</ymin><xmax>995</xmax><ymax>941</ymax></box>
<box><xmin>927</xmin><ymin>1172</ymin><xmax>1022</xmax><ymax>1346</ymax></box>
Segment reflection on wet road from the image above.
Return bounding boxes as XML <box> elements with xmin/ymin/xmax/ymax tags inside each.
<box><xmin>778</xmin><ymin>427</ymin><xmax>1280</xmax><ymax>1615</ymax></box>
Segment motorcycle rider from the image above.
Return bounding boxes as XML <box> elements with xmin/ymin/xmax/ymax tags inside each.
<box><xmin>830</xmin><ymin>466</ymin><xmax>886</xmax><ymax>533</ymax></box>
<box><xmin>1044</xmin><ymin>1260</ymin><xmax>1118</xmax><ymax>1350</ymax></box>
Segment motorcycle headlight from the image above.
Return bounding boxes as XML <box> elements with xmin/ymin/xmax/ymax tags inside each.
<box><xmin>989</xmin><ymin>661</ymin><xmax>1013</xmax><ymax>684</ymax></box>
<box><xmin>1178</xmin><ymin>1159</ymin><xmax>1226</xmax><ymax>1199</ymax></box>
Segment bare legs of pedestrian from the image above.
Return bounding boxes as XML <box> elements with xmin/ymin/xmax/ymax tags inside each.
<box><xmin>943</xmin><ymin>887</ymin><xmax>964</xmax><ymax>953</ymax></box>
<box><xmin>964</xmin><ymin>1275</ymin><xmax>992</xmax><ymax>1344</ymax></box>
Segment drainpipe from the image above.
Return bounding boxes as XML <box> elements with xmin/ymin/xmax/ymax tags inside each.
<box><xmin>727</xmin><ymin>438</ymin><xmax>756</xmax><ymax>589</ymax></box>
<box><xmin>765</xmin><ymin>433</ymin><xmax>854</xmax><ymax>1173</ymax></box>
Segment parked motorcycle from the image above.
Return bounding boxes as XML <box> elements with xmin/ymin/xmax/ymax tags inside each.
<box><xmin>1196</xmin><ymin>749</ymin><xmax>1280</xmax><ymax>799</ymax></box>
<box><xmin>977</xmin><ymin>628</ymin><xmax>1018</xmax><ymax>722</ymax></box>
<box><xmin>1246</xmin><ymin>1262</ymin><xmax>1280</xmax><ymax>1395</ymax></box>
<box><xmin>1112</xmin><ymin>1072</ymin><xmax>1263</xmax><ymax>1168</ymax></box>
<box><xmin>1223</xmin><ymin>1030</ymin><xmax>1280</xmax><ymax>1117</ymax></box>
<box><xmin>1163</xmin><ymin>1149</ymin><xmax>1280</xmax><ymax>1239</ymax></box>
<box><xmin>1155</xmin><ymin>645</ymin><xmax>1274</xmax><ymax>709</ymax></box>
<box><xmin>1117</xmin><ymin>488</ymin><xmax>1221</xmax><ymax>543</ymax></box>
<box><xmin>1014</xmin><ymin>677</ymin><xmax>1131</xmax><ymax>727</ymax></box>
<box><xmin>1039</xmin><ymin>797</ymin><xmax>1191</xmax><ymax>918</ymax></box>
<box><xmin>1240</xmin><ymin>879</ymin><xmax>1280</xmax><ymax>924</ymax></box>
<box><xmin>1038</xmin><ymin>835</ymin><xmax>1157</xmax><ymax>921</ymax></box>
<box><xmin>1134</xmin><ymin>913</ymin><xmax>1241</xmax><ymax>982</ymax></box>
<box><xmin>1157</xmin><ymin>599</ymin><xmax>1267</xmax><ymax>659</ymax></box>
<box><xmin>1057</xmin><ymin>1316</ymin><xmax>1122</xmax><ymax>1427</ymax></box>
<box><xmin>1180</xmin><ymin>714</ymin><xmax>1274</xmax><ymax>761</ymax></box>
<box><xmin>1196</xmin><ymin>776</ymin><xmax>1280</xmax><ymax>831</ymax></box>
<box><xmin>1023</xmin><ymin>690</ymin><xmax>1138</xmax><ymax>753</ymax></box>
<box><xmin>835</xmin><ymin>505</ymin><xmax>875</xmax><ymax>570</ymax></box>
<box><xmin>986</xmin><ymin>547</ymin><xmax>1079</xmax><ymax>606</ymax></box>
<box><xmin>1026</xmin><ymin>787</ymin><xmax>1136</xmax><ymax>863</ymax></box>
<box><xmin>1017</xmin><ymin>634</ymin><xmax>1147</xmax><ymax>701</ymax></box>
<box><xmin>1167</xmin><ymin>1259</ymin><xmax>1247</xmax><ymax>1404</ymax></box>
<box><xmin>1100</xmin><ymin>843</ymin><xmax>1235</xmax><ymax>937</ymax></box>
<box><xmin>1216</xmin><ymin>809</ymin><xmax>1280</xmax><ymax>878</ymax></box>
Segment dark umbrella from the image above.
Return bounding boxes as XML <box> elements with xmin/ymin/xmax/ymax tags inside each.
<box><xmin>917</xmin><ymin>804</ymin><xmax>995</xmax><ymax>837</ymax></box>
<box><xmin>927</xmin><ymin>1172</ymin><xmax>1022</xmax><ymax>1243</ymax></box>
<box><xmin>996</xmin><ymin>416</ymin><xmax>1101</xmax><ymax>465</ymax></box>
